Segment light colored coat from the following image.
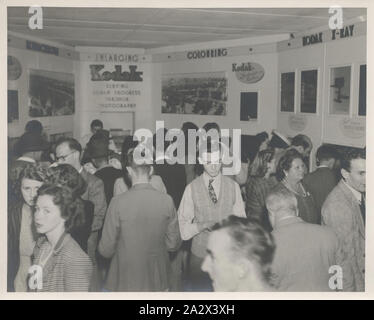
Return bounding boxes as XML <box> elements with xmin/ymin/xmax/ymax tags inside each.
<box><xmin>271</xmin><ymin>217</ymin><xmax>340</xmax><ymax>291</ymax></box>
<box><xmin>98</xmin><ymin>183</ymin><xmax>181</xmax><ymax>291</ymax></box>
<box><xmin>321</xmin><ymin>180</ymin><xmax>365</xmax><ymax>291</ymax></box>
<box><xmin>80</xmin><ymin>168</ymin><xmax>107</xmax><ymax>232</ymax></box>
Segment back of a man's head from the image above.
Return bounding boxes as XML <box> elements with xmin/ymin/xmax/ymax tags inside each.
<box><xmin>316</xmin><ymin>145</ymin><xmax>339</xmax><ymax>166</ymax></box>
<box><xmin>25</xmin><ymin>120</ymin><xmax>43</xmax><ymax>135</ymax></box>
<box><xmin>291</xmin><ymin>134</ymin><xmax>312</xmax><ymax>155</ymax></box>
<box><xmin>56</xmin><ymin>137</ymin><xmax>82</xmax><ymax>154</ymax></box>
<box><xmin>126</xmin><ymin>147</ymin><xmax>152</xmax><ymax>176</ymax></box>
<box><xmin>266</xmin><ymin>188</ymin><xmax>298</xmax><ymax>225</ymax></box>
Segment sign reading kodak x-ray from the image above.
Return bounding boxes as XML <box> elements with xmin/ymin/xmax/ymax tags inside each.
<box><xmin>88</xmin><ymin>56</ymin><xmax>144</xmax><ymax>111</ymax></box>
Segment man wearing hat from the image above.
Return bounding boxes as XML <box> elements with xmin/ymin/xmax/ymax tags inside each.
<box><xmin>9</xmin><ymin>132</ymin><xmax>49</xmax><ymax>195</ymax></box>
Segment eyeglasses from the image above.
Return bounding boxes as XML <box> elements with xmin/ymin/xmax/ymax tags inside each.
<box><xmin>56</xmin><ymin>151</ymin><xmax>76</xmax><ymax>162</ymax></box>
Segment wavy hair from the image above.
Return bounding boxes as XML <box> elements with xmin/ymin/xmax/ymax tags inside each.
<box><xmin>248</xmin><ymin>149</ymin><xmax>275</xmax><ymax>178</ymax></box>
<box><xmin>44</xmin><ymin>164</ymin><xmax>87</xmax><ymax>198</ymax></box>
<box><xmin>213</xmin><ymin>215</ymin><xmax>275</xmax><ymax>283</ymax></box>
<box><xmin>275</xmin><ymin>149</ymin><xmax>303</xmax><ymax>181</ymax></box>
<box><xmin>36</xmin><ymin>184</ymin><xmax>85</xmax><ymax>233</ymax></box>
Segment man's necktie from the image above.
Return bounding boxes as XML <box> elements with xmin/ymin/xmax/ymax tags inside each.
<box><xmin>360</xmin><ymin>193</ymin><xmax>366</xmax><ymax>226</ymax></box>
<box><xmin>208</xmin><ymin>179</ymin><xmax>218</xmax><ymax>204</ymax></box>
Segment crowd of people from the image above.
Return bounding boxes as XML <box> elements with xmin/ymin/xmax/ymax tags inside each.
<box><xmin>7</xmin><ymin>119</ymin><xmax>366</xmax><ymax>292</ymax></box>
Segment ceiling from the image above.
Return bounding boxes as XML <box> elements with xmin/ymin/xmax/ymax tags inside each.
<box><xmin>7</xmin><ymin>7</ymin><xmax>367</xmax><ymax>49</ymax></box>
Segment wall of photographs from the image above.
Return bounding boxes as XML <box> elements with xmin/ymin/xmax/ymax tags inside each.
<box><xmin>8</xmin><ymin>21</ymin><xmax>365</xmax><ymax>155</ymax></box>
<box><xmin>277</xmin><ymin>28</ymin><xmax>366</xmax><ymax>154</ymax></box>
<box><xmin>8</xmin><ymin>37</ymin><xmax>75</xmax><ymax>140</ymax></box>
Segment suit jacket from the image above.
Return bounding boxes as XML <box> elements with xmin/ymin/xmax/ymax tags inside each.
<box><xmin>80</xmin><ymin>168</ymin><xmax>107</xmax><ymax>232</ymax></box>
<box><xmin>322</xmin><ymin>180</ymin><xmax>365</xmax><ymax>291</ymax></box>
<box><xmin>32</xmin><ymin>233</ymin><xmax>93</xmax><ymax>292</ymax></box>
<box><xmin>271</xmin><ymin>216</ymin><xmax>341</xmax><ymax>291</ymax></box>
<box><xmin>98</xmin><ymin>183</ymin><xmax>182</xmax><ymax>291</ymax></box>
<box><xmin>245</xmin><ymin>176</ymin><xmax>278</xmax><ymax>231</ymax></box>
<box><xmin>303</xmin><ymin>167</ymin><xmax>338</xmax><ymax>215</ymax></box>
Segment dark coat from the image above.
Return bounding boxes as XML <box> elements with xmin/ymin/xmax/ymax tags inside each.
<box><xmin>303</xmin><ymin>167</ymin><xmax>338</xmax><ymax>214</ymax></box>
<box><xmin>7</xmin><ymin>200</ymin><xmax>38</xmax><ymax>292</ymax></box>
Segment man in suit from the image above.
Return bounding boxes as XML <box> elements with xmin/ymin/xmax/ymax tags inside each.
<box><xmin>303</xmin><ymin>145</ymin><xmax>339</xmax><ymax>219</ymax></box>
<box><xmin>266</xmin><ymin>187</ymin><xmax>342</xmax><ymax>291</ymax></box>
<box><xmin>98</xmin><ymin>148</ymin><xmax>181</xmax><ymax>291</ymax></box>
<box><xmin>55</xmin><ymin>138</ymin><xmax>107</xmax><ymax>266</ymax></box>
<box><xmin>322</xmin><ymin>149</ymin><xmax>366</xmax><ymax>291</ymax></box>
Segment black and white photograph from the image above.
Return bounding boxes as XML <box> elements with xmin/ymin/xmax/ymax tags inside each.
<box><xmin>300</xmin><ymin>69</ymin><xmax>318</xmax><ymax>113</ymax></box>
<box><xmin>240</xmin><ymin>92</ymin><xmax>258</xmax><ymax>121</ymax></box>
<box><xmin>359</xmin><ymin>64</ymin><xmax>366</xmax><ymax>116</ymax></box>
<box><xmin>28</xmin><ymin>69</ymin><xmax>75</xmax><ymax>117</ymax></box>
<box><xmin>280</xmin><ymin>72</ymin><xmax>295</xmax><ymax>112</ymax></box>
<box><xmin>8</xmin><ymin>90</ymin><xmax>19</xmax><ymax>123</ymax></box>
<box><xmin>162</xmin><ymin>72</ymin><xmax>227</xmax><ymax>115</ymax></box>
<box><xmin>329</xmin><ymin>66</ymin><xmax>351</xmax><ymax>115</ymax></box>
<box><xmin>5</xmin><ymin>4</ymin><xmax>370</xmax><ymax>301</ymax></box>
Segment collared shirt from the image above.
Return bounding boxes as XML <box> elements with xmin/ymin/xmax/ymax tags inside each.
<box><xmin>343</xmin><ymin>179</ymin><xmax>362</xmax><ymax>204</ymax></box>
<box><xmin>178</xmin><ymin>172</ymin><xmax>246</xmax><ymax>240</ymax></box>
<box><xmin>78</xmin><ymin>166</ymin><xmax>83</xmax><ymax>174</ymax></box>
<box><xmin>17</xmin><ymin>156</ymin><xmax>36</xmax><ymax>163</ymax></box>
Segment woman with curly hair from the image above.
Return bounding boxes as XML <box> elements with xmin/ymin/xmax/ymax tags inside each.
<box><xmin>8</xmin><ymin>163</ymin><xmax>46</xmax><ymax>292</ymax></box>
<box><xmin>32</xmin><ymin>184</ymin><xmax>93</xmax><ymax>292</ymax></box>
<box><xmin>245</xmin><ymin>149</ymin><xmax>278</xmax><ymax>231</ymax></box>
<box><xmin>273</xmin><ymin>149</ymin><xmax>319</xmax><ymax>224</ymax></box>
<box><xmin>45</xmin><ymin>164</ymin><xmax>94</xmax><ymax>253</ymax></box>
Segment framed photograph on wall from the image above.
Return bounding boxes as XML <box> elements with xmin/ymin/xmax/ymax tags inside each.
<box><xmin>280</xmin><ymin>72</ymin><xmax>295</xmax><ymax>112</ymax></box>
<box><xmin>329</xmin><ymin>66</ymin><xmax>351</xmax><ymax>115</ymax></box>
<box><xmin>240</xmin><ymin>92</ymin><xmax>258</xmax><ymax>121</ymax></box>
<box><xmin>300</xmin><ymin>69</ymin><xmax>318</xmax><ymax>113</ymax></box>
<box><xmin>358</xmin><ymin>64</ymin><xmax>366</xmax><ymax>116</ymax></box>
<box><xmin>162</xmin><ymin>72</ymin><xmax>227</xmax><ymax>115</ymax></box>
<box><xmin>28</xmin><ymin>69</ymin><xmax>75</xmax><ymax>117</ymax></box>
<box><xmin>8</xmin><ymin>90</ymin><xmax>19</xmax><ymax>123</ymax></box>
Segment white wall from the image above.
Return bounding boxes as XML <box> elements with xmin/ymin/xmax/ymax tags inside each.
<box><xmin>151</xmin><ymin>51</ymin><xmax>278</xmax><ymax>135</ymax></box>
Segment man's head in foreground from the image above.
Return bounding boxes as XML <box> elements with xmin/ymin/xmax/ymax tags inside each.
<box><xmin>201</xmin><ymin>216</ymin><xmax>275</xmax><ymax>291</ymax></box>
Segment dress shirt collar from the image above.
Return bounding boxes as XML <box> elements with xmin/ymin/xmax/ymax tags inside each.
<box><xmin>203</xmin><ymin>171</ymin><xmax>221</xmax><ymax>187</ymax></box>
<box><xmin>273</xmin><ymin>216</ymin><xmax>304</xmax><ymax>229</ymax></box>
<box><xmin>78</xmin><ymin>166</ymin><xmax>83</xmax><ymax>174</ymax></box>
<box><xmin>316</xmin><ymin>165</ymin><xmax>329</xmax><ymax>169</ymax></box>
<box><xmin>343</xmin><ymin>179</ymin><xmax>362</xmax><ymax>204</ymax></box>
<box><xmin>17</xmin><ymin>156</ymin><xmax>36</xmax><ymax>163</ymax></box>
